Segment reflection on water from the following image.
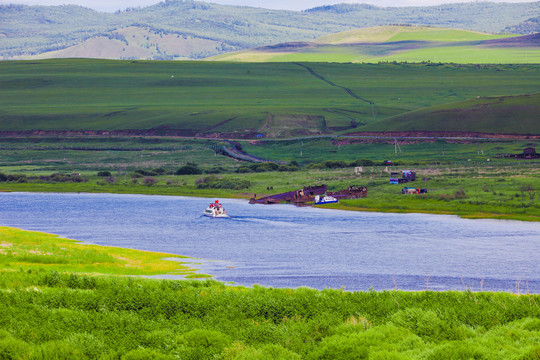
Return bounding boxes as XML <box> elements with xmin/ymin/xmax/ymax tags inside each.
<box><xmin>1</xmin><ymin>192</ymin><xmax>539</xmax><ymax>293</ymax></box>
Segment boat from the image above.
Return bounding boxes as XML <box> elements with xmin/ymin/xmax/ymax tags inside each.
<box><xmin>314</xmin><ymin>194</ymin><xmax>338</xmax><ymax>205</ymax></box>
<box><xmin>204</xmin><ymin>200</ymin><xmax>228</xmax><ymax>217</ymax></box>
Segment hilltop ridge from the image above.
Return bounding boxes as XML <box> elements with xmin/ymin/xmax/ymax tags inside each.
<box><xmin>1</xmin><ymin>0</ymin><xmax>539</xmax><ymax>60</ymax></box>
<box><xmin>209</xmin><ymin>25</ymin><xmax>539</xmax><ymax>63</ymax></box>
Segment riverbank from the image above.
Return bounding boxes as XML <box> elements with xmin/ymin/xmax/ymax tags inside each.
<box><xmin>1</xmin><ymin>226</ymin><xmax>539</xmax><ymax>359</ymax></box>
<box><xmin>0</xmin><ymin>226</ymin><xmax>205</xmax><ymax>278</ymax></box>
<box><xmin>1</xmin><ymin>166</ymin><xmax>539</xmax><ymax>222</ymax></box>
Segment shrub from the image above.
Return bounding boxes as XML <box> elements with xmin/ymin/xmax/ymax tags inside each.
<box><xmin>205</xmin><ymin>167</ymin><xmax>227</xmax><ymax>174</ymax></box>
<box><xmin>251</xmin><ymin>162</ymin><xmax>280</xmax><ymax>172</ymax></box>
<box><xmin>454</xmin><ymin>189</ymin><xmax>467</xmax><ymax>199</ymax></box>
<box><xmin>516</xmin><ymin>346</ymin><xmax>540</xmax><ymax>360</ymax></box>
<box><xmin>97</xmin><ymin>171</ymin><xmax>112</xmax><ymax>177</ymax></box>
<box><xmin>121</xmin><ymin>348</ymin><xmax>175</xmax><ymax>360</ymax></box>
<box><xmin>135</xmin><ymin>169</ymin><xmax>157</xmax><ymax>176</ymax></box>
<box><xmin>308</xmin><ymin>334</ymin><xmax>369</xmax><ymax>360</ymax></box>
<box><xmin>175</xmin><ymin>165</ymin><xmax>202</xmax><ymax>175</ymax></box>
<box><xmin>0</xmin><ymin>336</ymin><xmax>31</xmax><ymax>360</ymax></box>
<box><xmin>65</xmin><ymin>333</ymin><xmax>106</xmax><ymax>359</ymax></box>
<box><xmin>350</xmin><ymin>159</ymin><xmax>374</xmax><ymax>167</ymax></box>
<box><xmin>176</xmin><ymin>329</ymin><xmax>231</xmax><ymax>360</ymax></box>
<box><xmin>426</xmin><ymin>342</ymin><xmax>488</xmax><ymax>360</ymax></box>
<box><xmin>323</xmin><ymin>160</ymin><xmax>348</xmax><ymax>169</ymax></box>
<box><xmin>235</xmin><ymin>166</ymin><xmax>251</xmax><ymax>173</ymax></box>
<box><xmin>143</xmin><ymin>177</ymin><xmax>157</xmax><ymax>186</ymax></box>
<box><xmin>223</xmin><ymin>343</ymin><xmax>301</xmax><ymax>360</ymax></box>
<box><xmin>152</xmin><ymin>168</ymin><xmax>166</xmax><ymax>175</ymax></box>
<box><xmin>30</xmin><ymin>340</ymin><xmax>86</xmax><ymax>360</ymax></box>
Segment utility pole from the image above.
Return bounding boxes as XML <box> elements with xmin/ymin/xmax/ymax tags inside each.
<box><xmin>394</xmin><ymin>138</ymin><xmax>402</xmax><ymax>155</ymax></box>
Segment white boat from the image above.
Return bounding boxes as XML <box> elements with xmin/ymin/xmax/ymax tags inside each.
<box><xmin>314</xmin><ymin>194</ymin><xmax>338</xmax><ymax>205</ymax></box>
<box><xmin>204</xmin><ymin>200</ymin><xmax>228</xmax><ymax>217</ymax></box>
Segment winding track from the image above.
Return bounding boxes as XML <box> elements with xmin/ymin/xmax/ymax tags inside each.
<box><xmin>293</xmin><ymin>62</ymin><xmax>375</xmax><ymax>105</ymax></box>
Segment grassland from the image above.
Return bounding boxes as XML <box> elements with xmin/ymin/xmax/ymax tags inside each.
<box><xmin>0</xmin><ymin>226</ymin><xmax>539</xmax><ymax>359</ymax></box>
<box><xmin>0</xmin><ymin>227</ymin><xmax>199</xmax><ymax>277</ymax></box>
<box><xmin>313</xmin><ymin>26</ymin><xmax>517</xmax><ymax>44</ymax></box>
<box><xmin>211</xmin><ymin>26</ymin><xmax>540</xmax><ymax>64</ymax></box>
<box><xmin>360</xmin><ymin>94</ymin><xmax>540</xmax><ymax>133</ymax></box>
<box><xmin>1</xmin><ymin>60</ymin><xmax>540</xmax><ymax>136</ymax></box>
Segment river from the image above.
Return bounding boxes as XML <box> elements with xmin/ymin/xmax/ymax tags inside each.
<box><xmin>1</xmin><ymin>192</ymin><xmax>539</xmax><ymax>293</ymax></box>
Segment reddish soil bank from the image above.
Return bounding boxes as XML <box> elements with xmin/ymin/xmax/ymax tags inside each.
<box><xmin>0</xmin><ymin>130</ymin><xmax>539</xmax><ymax>140</ymax></box>
<box><xmin>342</xmin><ymin>131</ymin><xmax>540</xmax><ymax>140</ymax></box>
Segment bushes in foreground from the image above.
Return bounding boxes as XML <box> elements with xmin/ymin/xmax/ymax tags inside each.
<box><xmin>0</xmin><ymin>270</ymin><xmax>538</xmax><ymax>359</ymax></box>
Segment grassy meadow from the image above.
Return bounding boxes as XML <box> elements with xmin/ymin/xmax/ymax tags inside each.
<box><xmin>1</xmin><ymin>60</ymin><xmax>540</xmax><ymax>135</ymax></box>
<box><xmin>210</xmin><ymin>26</ymin><xmax>540</xmax><ymax>64</ymax></box>
<box><xmin>0</xmin><ymin>226</ymin><xmax>539</xmax><ymax>359</ymax></box>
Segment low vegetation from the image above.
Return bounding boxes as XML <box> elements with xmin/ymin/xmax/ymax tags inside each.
<box><xmin>212</xmin><ymin>26</ymin><xmax>540</xmax><ymax>64</ymax></box>
<box><xmin>2</xmin><ymin>60</ymin><xmax>540</xmax><ymax>136</ymax></box>
<box><xmin>0</xmin><ymin>226</ymin><xmax>539</xmax><ymax>359</ymax></box>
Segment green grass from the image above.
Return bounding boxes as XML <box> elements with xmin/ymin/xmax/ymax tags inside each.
<box><xmin>228</xmin><ymin>44</ymin><xmax>540</xmax><ymax>65</ymax></box>
<box><xmin>314</xmin><ymin>26</ymin><xmax>517</xmax><ymax>44</ymax></box>
<box><xmin>0</xmin><ymin>227</ymin><xmax>198</xmax><ymax>277</ymax></box>
<box><xmin>361</xmin><ymin>94</ymin><xmax>540</xmax><ymax>133</ymax></box>
<box><xmin>2</xmin><ymin>60</ymin><xmax>540</xmax><ymax>136</ymax></box>
<box><xmin>212</xmin><ymin>26</ymin><xmax>538</xmax><ymax>64</ymax></box>
<box><xmin>0</xmin><ymin>227</ymin><xmax>539</xmax><ymax>359</ymax></box>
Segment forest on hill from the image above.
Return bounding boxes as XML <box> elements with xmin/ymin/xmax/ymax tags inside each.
<box><xmin>1</xmin><ymin>0</ymin><xmax>539</xmax><ymax>59</ymax></box>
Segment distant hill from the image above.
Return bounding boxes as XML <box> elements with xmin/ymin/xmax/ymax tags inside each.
<box><xmin>504</xmin><ymin>16</ymin><xmax>540</xmax><ymax>34</ymax></box>
<box><xmin>209</xmin><ymin>26</ymin><xmax>540</xmax><ymax>64</ymax></box>
<box><xmin>1</xmin><ymin>0</ymin><xmax>539</xmax><ymax>60</ymax></box>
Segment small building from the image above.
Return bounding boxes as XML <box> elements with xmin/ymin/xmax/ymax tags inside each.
<box><xmin>496</xmin><ymin>147</ymin><xmax>539</xmax><ymax>159</ymax></box>
<box><xmin>521</xmin><ymin>147</ymin><xmax>538</xmax><ymax>159</ymax></box>
<box><xmin>390</xmin><ymin>170</ymin><xmax>416</xmax><ymax>184</ymax></box>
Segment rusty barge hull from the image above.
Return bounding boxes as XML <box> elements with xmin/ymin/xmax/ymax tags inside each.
<box><xmin>249</xmin><ymin>185</ymin><xmax>367</xmax><ymax>205</ymax></box>
<box><xmin>249</xmin><ymin>185</ymin><xmax>328</xmax><ymax>204</ymax></box>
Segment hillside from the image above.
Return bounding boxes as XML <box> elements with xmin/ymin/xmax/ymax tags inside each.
<box><xmin>210</xmin><ymin>26</ymin><xmax>540</xmax><ymax>64</ymax></box>
<box><xmin>359</xmin><ymin>94</ymin><xmax>540</xmax><ymax>135</ymax></box>
<box><xmin>1</xmin><ymin>60</ymin><xmax>539</xmax><ymax>136</ymax></box>
<box><xmin>1</xmin><ymin>1</ymin><xmax>539</xmax><ymax>60</ymax></box>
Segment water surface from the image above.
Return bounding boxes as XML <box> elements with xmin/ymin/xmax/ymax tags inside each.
<box><xmin>1</xmin><ymin>192</ymin><xmax>539</xmax><ymax>293</ymax></box>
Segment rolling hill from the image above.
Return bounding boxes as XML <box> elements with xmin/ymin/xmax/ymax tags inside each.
<box><xmin>359</xmin><ymin>94</ymin><xmax>540</xmax><ymax>135</ymax></box>
<box><xmin>1</xmin><ymin>60</ymin><xmax>539</xmax><ymax>137</ymax></box>
<box><xmin>209</xmin><ymin>26</ymin><xmax>540</xmax><ymax>64</ymax></box>
<box><xmin>1</xmin><ymin>1</ymin><xmax>539</xmax><ymax>60</ymax></box>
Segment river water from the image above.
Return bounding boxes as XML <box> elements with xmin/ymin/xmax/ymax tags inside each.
<box><xmin>1</xmin><ymin>192</ymin><xmax>539</xmax><ymax>293</ymax></box>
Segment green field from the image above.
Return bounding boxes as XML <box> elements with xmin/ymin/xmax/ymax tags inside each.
<box><xmin>1</xmin><ymin>60</ymin><xmax>540</xmax><ymax>136</ymax></box>
<box><xmin>1</xmin><ymin>226</ymin><xmax>539</xmax><ymax>359</ymax></box>
<box><xmin>212</xmin><ymin>26</ymin><xmax>540</xmax><ymax>64</ymax></box>
<box><xmin>361</xmin><ymin>94</ymin><xmax>540</xmax><ymax>133</ymax></box>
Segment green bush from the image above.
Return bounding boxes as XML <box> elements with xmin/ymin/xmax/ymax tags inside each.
<box><xmin>176</xmin><ymin>329</ymin><xmax>231</xmax><ymax>360</ymax></box>
<box><xmin>426</xmin><ymin>342</ymin><xmax>488</xmax><ymax>360</ymax></box>
<box><xmin>30</xmin><ymin>341</ymin><xmax>86</xmax><ymax>360</ymax></box>
<box><xmin>0</xmin><ymin>335</ymin><xmax>31</xmax><ymax>360</ymax></box>
<box><xmin>175</xmin><ymin>165</ymin><xmax>202</xmax><ymax>175</ymax></box>
<box><xmin>121</xmin><ymin>348</ymin><xmax>175</xmax><ymax>360</ymax></box>
<box><xmin>223</xmin><ymin>343</ymin><xmax>301</xmax><ymax>360</ymax></box>
<box><xmin>308</xmin><ymin>334</ymin><xmax>369</xmax><ymax>360</ymax></box>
